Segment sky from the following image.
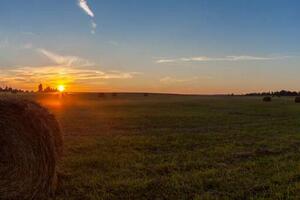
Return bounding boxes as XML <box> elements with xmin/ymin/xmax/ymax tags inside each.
<box><xmin>0</xmin><ymin>0</ymin><xmax>300</xmax><ymax>94</ymax></box>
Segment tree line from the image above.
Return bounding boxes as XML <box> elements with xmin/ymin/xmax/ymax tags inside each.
<box><xmin>0</xmin><ymin>86</ymin><xmax>29</xmax><ymax>93</ymax></box>
<box><xmin>246</xmin><ymin>90</ymin><xmax>300</xmax><ymax>97</ymax></box>
<box><xmin>38</xmin><ymin>84</ymin><xmax>58</xmax><ymax>93</ymax></box>
<box><xmin>0</xmin><ymin>84</ymin><xmax>58</xmax><ymax>94</ymax></box>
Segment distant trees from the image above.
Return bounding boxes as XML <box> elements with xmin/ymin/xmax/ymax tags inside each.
<box><xmin>43</xmin><ymin>86</ymin><xmax>58</xmax><ymax>93</ymax></box>
<box><xmin>37</xmin><ymin>84</ymin><xmax>58</xmax><ymax>93</ymax></box>
<box><xmin>0</xmin><ymin>86</ymin><xmax>26</xmax><ymax>93</ymax></box>
<box><xmin>38</xmin><ymin>84</ymin><xmax>43</xmax><ymax>92</ymax></box>
<box><xmin>0</xmin><ymin>83</ymin><xmax>58</xmax><ymax>94</ymax></box>
<box><xmin>246</xmin><ymin>90</ymin><xmax>300</xmax><ymax>97</ymax></box>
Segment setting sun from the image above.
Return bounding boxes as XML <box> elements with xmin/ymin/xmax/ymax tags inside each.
<box><xmin>58</xmin><ymin>85</ymin><xmax>65</xmax><ymax>92</ymax></box>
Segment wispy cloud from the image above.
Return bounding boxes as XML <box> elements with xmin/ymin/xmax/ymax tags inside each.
<box><xmin>37</xmin><ymin>48</ymin><xmax>94</xmax><ymax>67</ymax></box>
<box><xmin>78</xmin><ymin>0</ymin><xmax>94</xmax><ymax>17</ymax></box>
<box><xmin>77</xmin><ymin>0</ymin><xmax>97</xmax><ymax>34</ymax></box>
<box><xmin>91</xmin><ymin>21</ymin><xmax>97</xmax><ymax>34</ymax></box>
<box><xmin>156</xmin><ymin>59</ymin><xmax>176</xmax><ymax>64</ymax></box>
<box><xmin>160</xmin><ymin>76</ymin><xmax>200</xmax><ymax>84</ymax></box>
<box><xmin>0</xmin><ymin>48</ymin><xmax>140</xmax><ymax>89</ymax></box>
<box><xmin>0</xmin><ymin>65</ymin><xmax>139</xmax><ymax>89</ymax></box>
<box><xmin>8</xmin><ymin>66</ymin><xmax>137</xmax><ymax>81</ymax></box>
<box><xmin>156</xmin><ymin>55</ymin><xmax>291</xmax><ymax>64</ymax></box>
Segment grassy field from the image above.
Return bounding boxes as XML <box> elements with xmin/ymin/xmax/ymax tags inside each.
<box><xmin>4</xmin><ymin>93</ymin><xmax>300</xmax><ymax>199</ymax></box>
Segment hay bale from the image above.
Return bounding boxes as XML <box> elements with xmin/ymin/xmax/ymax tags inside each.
<box><xmin>295</xmin><ymin>96</ymin><xmax>300</xmax><ymax>103</ymax></box>
<box><xmin>0</xmin><ymin>99</ymin><xmax>63</xmax><ymax>200</ymax></box>
<box><xmin>263</xmin><ymin>96</ymin><xmax>272</xmax><ymax>102</ymax></box>
<box><xmin>98</xmin><ymin>93</ymin><xmax>105</xmax><ymax>98</ymax></box>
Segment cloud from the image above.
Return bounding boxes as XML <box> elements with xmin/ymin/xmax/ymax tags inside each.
<box><xmin>0</xmin><ymin>65</ymin><xmax>139</xmax><ymax>89</ymax></box>
<box><xmin>156</xmin><ymin>55</ymin><xmax>290</xmax><ymax>64</ymax></box>
<box><xmin>37</xmin><ymin>48</ymin><xmax>94</xmax><ymax>67</ymax></box>
<box><xmin>0</xmin><ymin>47</ymin><xmax>140</xmax><ymax>90</ymax></box>
<box><xmin>90</xmin><ymin>20</ymin><xmax>97</xmax><ymax>34</ymax></box>
<box><xmin>91</xmin><ymin>21</ymin><xmax>97</xmax><ymax>29</ymax></box>
<box><xmin>78</xmin><ymin>0</ymin><xmax>94</xmax><ymax>17</ymax></box>
<box><xmin>156</xmin><ymin>59</ymin><xmax>176</xmax><ymax>64</ymax></box>
<box><xmin>160</xmin><ymin>76</ymin><xmax>199</xmax><ymax>84</ymax></box>
<box><xmin>77</xmin><ymin>0</ymin><xmax>97</xmax><ymax>34</ymax></box>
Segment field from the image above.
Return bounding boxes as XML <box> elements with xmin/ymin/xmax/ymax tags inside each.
<box><xmin>4</xmin><ymin>93</ymin><xmax>300</xmax><ymax>199</ymax></box>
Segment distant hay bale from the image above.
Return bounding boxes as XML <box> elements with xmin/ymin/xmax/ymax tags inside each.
<box><xmin>263</xmin><ymin>96</ymin><xmax>272</xmax><ymax>102</ymax></box>
<box><xmin>295</xmin><ymin>96</ymin><xmax>300</xmax><ymax>103</ymax></box>
<box><xmin>0</xmin><ymin>99</ymin><xmax>63</xmax><ymax>200</ymax></box>
<box><xmin>98</xmin><ymin>93</ymin><xmax>105</xmax><ymax>98</ymax></box>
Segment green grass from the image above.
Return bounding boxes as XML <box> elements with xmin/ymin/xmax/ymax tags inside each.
<box><xmin>7</xmin><ymin>93</ymin><xmax>300</xmax><ymax>199</ymax></box>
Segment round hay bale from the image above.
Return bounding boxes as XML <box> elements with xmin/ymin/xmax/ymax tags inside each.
<box><xmin>263</xmin><ymin>96</ymin><xmax>272</xmax><ymax>102</ymax></box>
<box><xmin>112</xmin><ymin>93</ymin><xmax>117</xmax><ymax>97</ymax></box>
<box><xmin>0</xmin><ymin>99</ymin><xmax>63</xmax><ymax>200</ymax></box>
<box><xmin>98</xmin><ymin>93</ymin><xmax>105</xmax><ymax>98</ymax></box>
<box><xmin>295</xmin><ymin>96</ymin><xmax>300</xmax><ymax>103</ymax></box>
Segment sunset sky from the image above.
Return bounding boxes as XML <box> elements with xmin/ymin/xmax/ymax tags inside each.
<box><xmin>1</xmin><ymin>0</ymin><xmax>300</xmax><ymax>94</ymax></box>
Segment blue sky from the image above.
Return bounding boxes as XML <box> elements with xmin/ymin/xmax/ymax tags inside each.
<box><xmin>1</xmin><ymin>0</ymin><xmax>300</xmax><ymax>93</ymax></box>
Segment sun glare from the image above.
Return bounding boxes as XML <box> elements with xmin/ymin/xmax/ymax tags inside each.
<box><xmin>58</xmin><ymin>85</ymin><xmax>65</xmax><ymax>92</ymax></box>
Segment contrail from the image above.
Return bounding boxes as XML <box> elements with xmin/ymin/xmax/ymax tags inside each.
<box><xmin>78</xmin><ymin>0</ymin><xmax>94</xmax><ymax>17</ymax></box>
<box><xmin>77</xmin><ymin>0</ymin><xmax>97</xmax><ymax>34</ymax></box>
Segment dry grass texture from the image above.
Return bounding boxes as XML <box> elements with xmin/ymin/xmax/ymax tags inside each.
<box><xmin>0</xmin><ymin>99</ymin><xmax>63</xmax><ymax>200</ymax></box>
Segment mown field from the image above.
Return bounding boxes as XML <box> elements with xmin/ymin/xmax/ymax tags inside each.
<box><xmin>4</xmin><ymin>93</ymin><xmax>300</xmax><ymax>199</ymax></box>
